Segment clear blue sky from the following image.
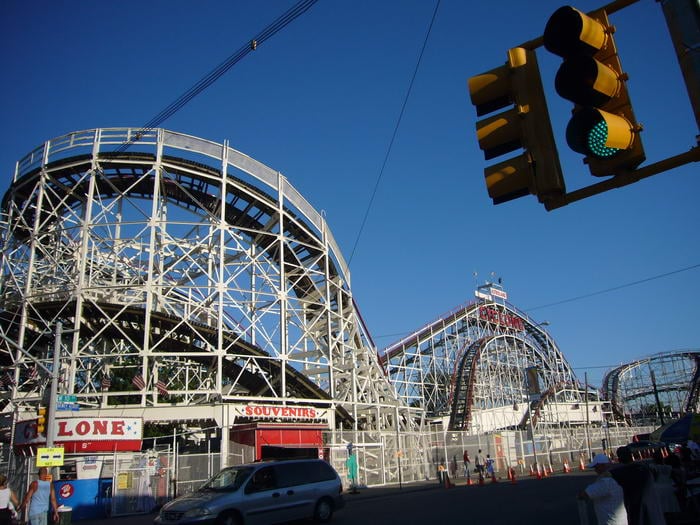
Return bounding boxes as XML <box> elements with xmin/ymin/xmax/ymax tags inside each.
<box><xmin>1</xmin><ymin>0</ymin><xmax>697</xmax><ymax>388</ymax></box>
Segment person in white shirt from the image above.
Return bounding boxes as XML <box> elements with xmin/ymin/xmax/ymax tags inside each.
<box><xmin>579</xmin><ymin>453</ymin><xmax>627</xmax><ymax>525</ymax></box>
<box><xmin>0</xmin><ymin>474</ymin><xmax>19</xmax><ymax>525</ymax></box>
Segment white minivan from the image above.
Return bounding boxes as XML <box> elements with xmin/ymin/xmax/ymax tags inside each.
<box><xmin>154</xmin><ymin>459</ymin><xmax>345</xmax><ymax>525</ymax></box>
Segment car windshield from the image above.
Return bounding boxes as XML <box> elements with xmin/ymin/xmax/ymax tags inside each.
<box><xmin>201</xmin><ymin>467</ymin><xmax>254</xmax><ymax>492</ymax></box>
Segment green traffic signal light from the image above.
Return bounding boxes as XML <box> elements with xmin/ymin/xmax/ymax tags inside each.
<box><xmin>543</xmin><ymin>5</ymin><xmax>644</xmax><ymax>177</ymax></box>
<box><xmin>587</xmin><ymin>120</ymin><xmax>619</xmax><ymax>158</ymax></box>
<box><xmin>566</xmin><ymin>107</ymin><xmax>635</xmax><ymax>159</ymax></box>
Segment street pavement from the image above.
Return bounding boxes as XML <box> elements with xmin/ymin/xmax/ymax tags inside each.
<box><xmin>75</xmin><ymin>470</ymin><xmax>595</xmax><ymax>525</ymax></box>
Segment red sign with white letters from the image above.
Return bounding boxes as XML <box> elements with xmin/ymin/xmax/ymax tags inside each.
<box><xmin>14</xmin><ymin>417</ymin><xmax>143</xmax><ymax>453</ymax></box>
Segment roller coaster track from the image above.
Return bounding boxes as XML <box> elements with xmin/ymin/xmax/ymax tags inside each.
<box><xmin>381</xmin><ymin>300</ymin><xmax>581</xmax><ymax>432</ymax></box>
<box><xmin>602</xmin><ymin>351</ymin><xmax>700</xmax><ymax>421</ymax></box>
<box><xmin>0</xmin><ymin>128</ymin><xmax>398</xmax><ymax>430</ymax></box>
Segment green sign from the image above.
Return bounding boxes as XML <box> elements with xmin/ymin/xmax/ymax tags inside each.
<box><xmin>57</xmin><ymin>394</ymin><xmax>77</xmax><ymax>403</ymax></box>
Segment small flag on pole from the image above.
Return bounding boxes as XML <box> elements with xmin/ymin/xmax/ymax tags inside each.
<box><xmin>132</xmin><ymin>374</ymin><xmax>146</xmax><ymax>390</ymax></box>
<box><xmin>101</xmin><ymin>376</ymin><xmax>111</xmax><ymax>390</ymax></box>
<box><xmin>28</xmin><ymin>365</ymin><xmax>38</xmax><ymax>380</ymax></box>
<box><xmin>0</xmin><ymin>372</ymin><xmax>15</xmax><ymax>388</ymax></box>
<box><xmin>156</xmin><ymin>380</ymin><xmax>168</xmax><ymax>396</ymax></box>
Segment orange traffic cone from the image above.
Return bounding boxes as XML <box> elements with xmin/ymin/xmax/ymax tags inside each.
<box><xmin>479</xmin><ymin>473</ymin><xmax>485</xmax><ymax>486</ymax></box>
<box><xmin>536</xmin><ymin>465</ymin><xmax>542</xmax><ymax>480</ymax></box>
<box><xmin>563</xmin><ymin>459</ymin><xmax>571</xmax><ymax>473</ymax></box>
<box><xmin>509</xmin><ymin>467</ymin><xmax>517</xmax><ymax>484</ymax></box>
<box><xmin>529</xmin><ymin>464</ymin><xmax>535</xmax><ymax>477</ymax></box>
<box><xmin>543</xmin><ymin>464</ymin><xmax>549</xmax><ymax>478</ymax></box>
<box><xmin>466</xmin><ymin>475</ymin><xmax>472</xmax><ymax>486</ymax></box>
<box><xmin>547</xmin><ymin>464</ymin><xmax>554</xmax><ymax>476</ymax></box>
<box><xmin>579</xmin><ymin>456</ymin><xmax>585</xmax><ymax>471</ymax></box>
<box><xmin>490</xmin><ymin>471</ymin><xmax>498</xmax><ymax>483</ymax></box>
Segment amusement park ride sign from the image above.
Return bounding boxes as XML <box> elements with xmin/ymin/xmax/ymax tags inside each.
<box><xmin>478</xmin><ymin>306</ymin><xmax>525</xmax><ymax>331</ymax></box>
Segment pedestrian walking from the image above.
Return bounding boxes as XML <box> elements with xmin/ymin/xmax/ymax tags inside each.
<box><xmin>486</xmin><ymin>454</ymin><xmax>495</xmax><ymax>478</ymax></box>
<box><xmin>475</xmin><ymin>449</ymin><xmax>485</xmax><ymax>479</ymax></box>
<box><xmin>0</xmin><ymin>474</ymin><xmax>19</xmax><ymax>525</ymax></box>
<box><xmin>578</xmin><ymin>453</ymin><xmax>627</xmax><ymax>525</ymax></box>
<box><xmin>437</xmin><ymin>461</ymin><xmax>447</xmax><ymax>486</ymax></box>
<box><xmin>463</xmin><ymin>450</ymin><xmax>471</xmax><ymax>478</ymax></box>
<box><xmin>20</xmin><ymin>467</ymin><xmax>59</xmax><ymax>525</ymax></box>
<box><xmin>346</xmin><ymin>451</ymin><xmax>359</xmax><ymax>493</ymax></box>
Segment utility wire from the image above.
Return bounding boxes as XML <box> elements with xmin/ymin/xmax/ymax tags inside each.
<box><xmin>525</xmin><ymin>262</ymin><xmax>700</xmax><ymax>311</ymax></box>
<box><xmin>115</xmin><ymin>0</ymin><xmax>318</xmax><ymax>152</ymax></box>
<box><xmin>347</xmin><ymin>0</ymin><xmax>441</xmax><ymax>264</ymax></box>
<box><xmin>373</xmin><ymin>262</ymin><xmax>700</xmax><ymax>342</ymax></box>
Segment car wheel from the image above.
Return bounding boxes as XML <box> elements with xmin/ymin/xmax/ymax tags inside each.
<box><xmin>218</xmin><ymin>511</ymin><xmax>242</xmax><ymax>525</ymax></box>
<box><xmin>313</xmin><ymin>498</ymin><xmax>334</xmax><ymax>523</ymax></box>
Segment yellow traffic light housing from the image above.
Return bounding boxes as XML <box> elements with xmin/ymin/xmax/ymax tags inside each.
<box><xmin>468</xmin><ymin>47</ymin><xmax>564</xmax><ymax>206</ymax></box>
<box><xmin>37</xmin><ymin>406</ymin><xmax>47</xmax><ymax>435</ymax></box>
<box><xmin>544</xmin><ymin>6</ymin><xmax>645</xmax><ymax>177</ymax></box>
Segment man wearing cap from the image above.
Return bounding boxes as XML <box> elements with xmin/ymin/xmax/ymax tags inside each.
<box><xmin>578</xmin><ymin>453</ymin><xmax>627</xmax><ymax>525</ymax></box>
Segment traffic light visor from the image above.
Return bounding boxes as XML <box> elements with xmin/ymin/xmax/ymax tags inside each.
<box><xmin>544</xmin><ymin>6</ymin><xmax>607</xmax><ymax>57</ymax></box>
<box><xmin>468</xmin><ymin>64</ymin><xmax>511</xmax><ymax>117</ymax></box>
<box><xmin>566</xmin><ymin>107</ymin><xmax>634</xmax><ymax>158</ymax></box>
<box><xmin>475</xmin><ymin>107</ymin><xmax>522</xmax><ymax>160</ymax></box>
<box><xmin>484</xmin><ymin>154</ymin><xmax>532</xmax><ymax>204</ymax></box>
<box><xmin>555</xmin><ymin>55</ymin><xmax>620</xmax><ymax>106</ymax></box>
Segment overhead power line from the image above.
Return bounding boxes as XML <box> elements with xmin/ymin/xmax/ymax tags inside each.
<box><xmin>525</xmin><ymin>262</ymin><xmax>700</xmax><ymax>311</ymax></box>
<box><xmin>373</xmin><ymin>262</ymin><xmax>700</xmax><ymax>342</ymax></box>
<box><xmin>116</xmin><ymin>0</ymin><xmax>318</xmax><ymax>152</ymax></box>
<box><xmin>347</xmin><ymin>0</ymin><xmax>441</xmax><ymax>264</ymax></box>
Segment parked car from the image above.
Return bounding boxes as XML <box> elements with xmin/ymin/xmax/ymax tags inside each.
<box><xmin>154</xmin><ymin>458</ymin><xmax>345</xmax><ymax>525</ymax></box>
<box><xmin>623</xmin><ymin>440</ymin><xmax>666</xmax><ymax>455</ymax></box>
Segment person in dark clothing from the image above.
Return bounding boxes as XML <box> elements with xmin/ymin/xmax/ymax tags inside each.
<box><xmin>610</xmin><ymin>446</ymin><xmax>665</xmax><ymax>525</ymax></box>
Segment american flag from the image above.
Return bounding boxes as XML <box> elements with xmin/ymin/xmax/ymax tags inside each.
<box><xmin>101</xmin><ymin>376</ymin><xmax>111</xmax><ymax>390</ymax></box>
<box><xmin>132</xmin><ymin>374</ymin><xmax>146</xmax><ymax>390</ymax></box>
<box><xmin>0</xmin><ymin>372</ymin><xmax>15</xmax><ymax>388</ymax></box>
<box><xmin>28</xmin><ymin>365</ymin><xmax>38</xmax><ymax>380</ymax></box>
<box><xmin>156</xmin><ymin>380</ymin><xmax>168</xmax><ymax>396</ymax></box>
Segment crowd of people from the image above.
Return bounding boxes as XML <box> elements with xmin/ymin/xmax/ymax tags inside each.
<box><xmin>580</xmin><ymin>441</ymin><xmax>700</xmax><ymax>525</ymax></box>
<box><xmin>436</xmin><ymin>448</ymin><xmax>496</xmax><ymax>486</ymax></box>
<box><xmin>435</xmin><ymin>441</ymin><xmax>699</xmax><ymax>524</ymax></box>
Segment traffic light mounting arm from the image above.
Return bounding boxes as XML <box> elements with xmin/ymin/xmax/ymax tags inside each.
<box><xmin>544</xmin><ymin>146</ymin><xmax>700</xmax><ymax>210</ymax></box>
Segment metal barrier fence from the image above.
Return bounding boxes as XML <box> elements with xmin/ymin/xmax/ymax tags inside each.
<box><xmin>323</xmin><ymin>425</ymin><xmax>655</xmax><ymax>487</ymax></box>
<box><xmin>0</xmin><ymin>424</ymin><xmax>655</xmax><ymax>517</ymax></box>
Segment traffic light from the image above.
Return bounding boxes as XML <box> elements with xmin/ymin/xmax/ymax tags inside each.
<box><xmin>37</xmin><ymin>406</ymin><xmax>47</xmax><ymax>434</ymax></box>
<box><xmin>544</xmin><ymin>6</ymin><xmax>645</xmax><ymax>177</ymax></box>
<box><xmin>468</xmin><ymin>47</ymin><xmax>564</xmax><ymax>206</ymax></box>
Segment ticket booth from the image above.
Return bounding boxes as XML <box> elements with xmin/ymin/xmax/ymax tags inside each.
<box><xmin>231</xmin><ymin>423</ymin><xmax>326</xmax><ymax>461</ymax></box>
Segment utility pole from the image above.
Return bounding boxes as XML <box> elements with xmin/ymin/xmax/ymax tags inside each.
<box><xmin>47</xmin><ymin>322</ymin><xmax>62</xmax><ymax>448</ymax></box>
<box><xmin>584</xmin><ymin>372</ymin><xmax>592</xmax><ymax>461</ymax></box>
